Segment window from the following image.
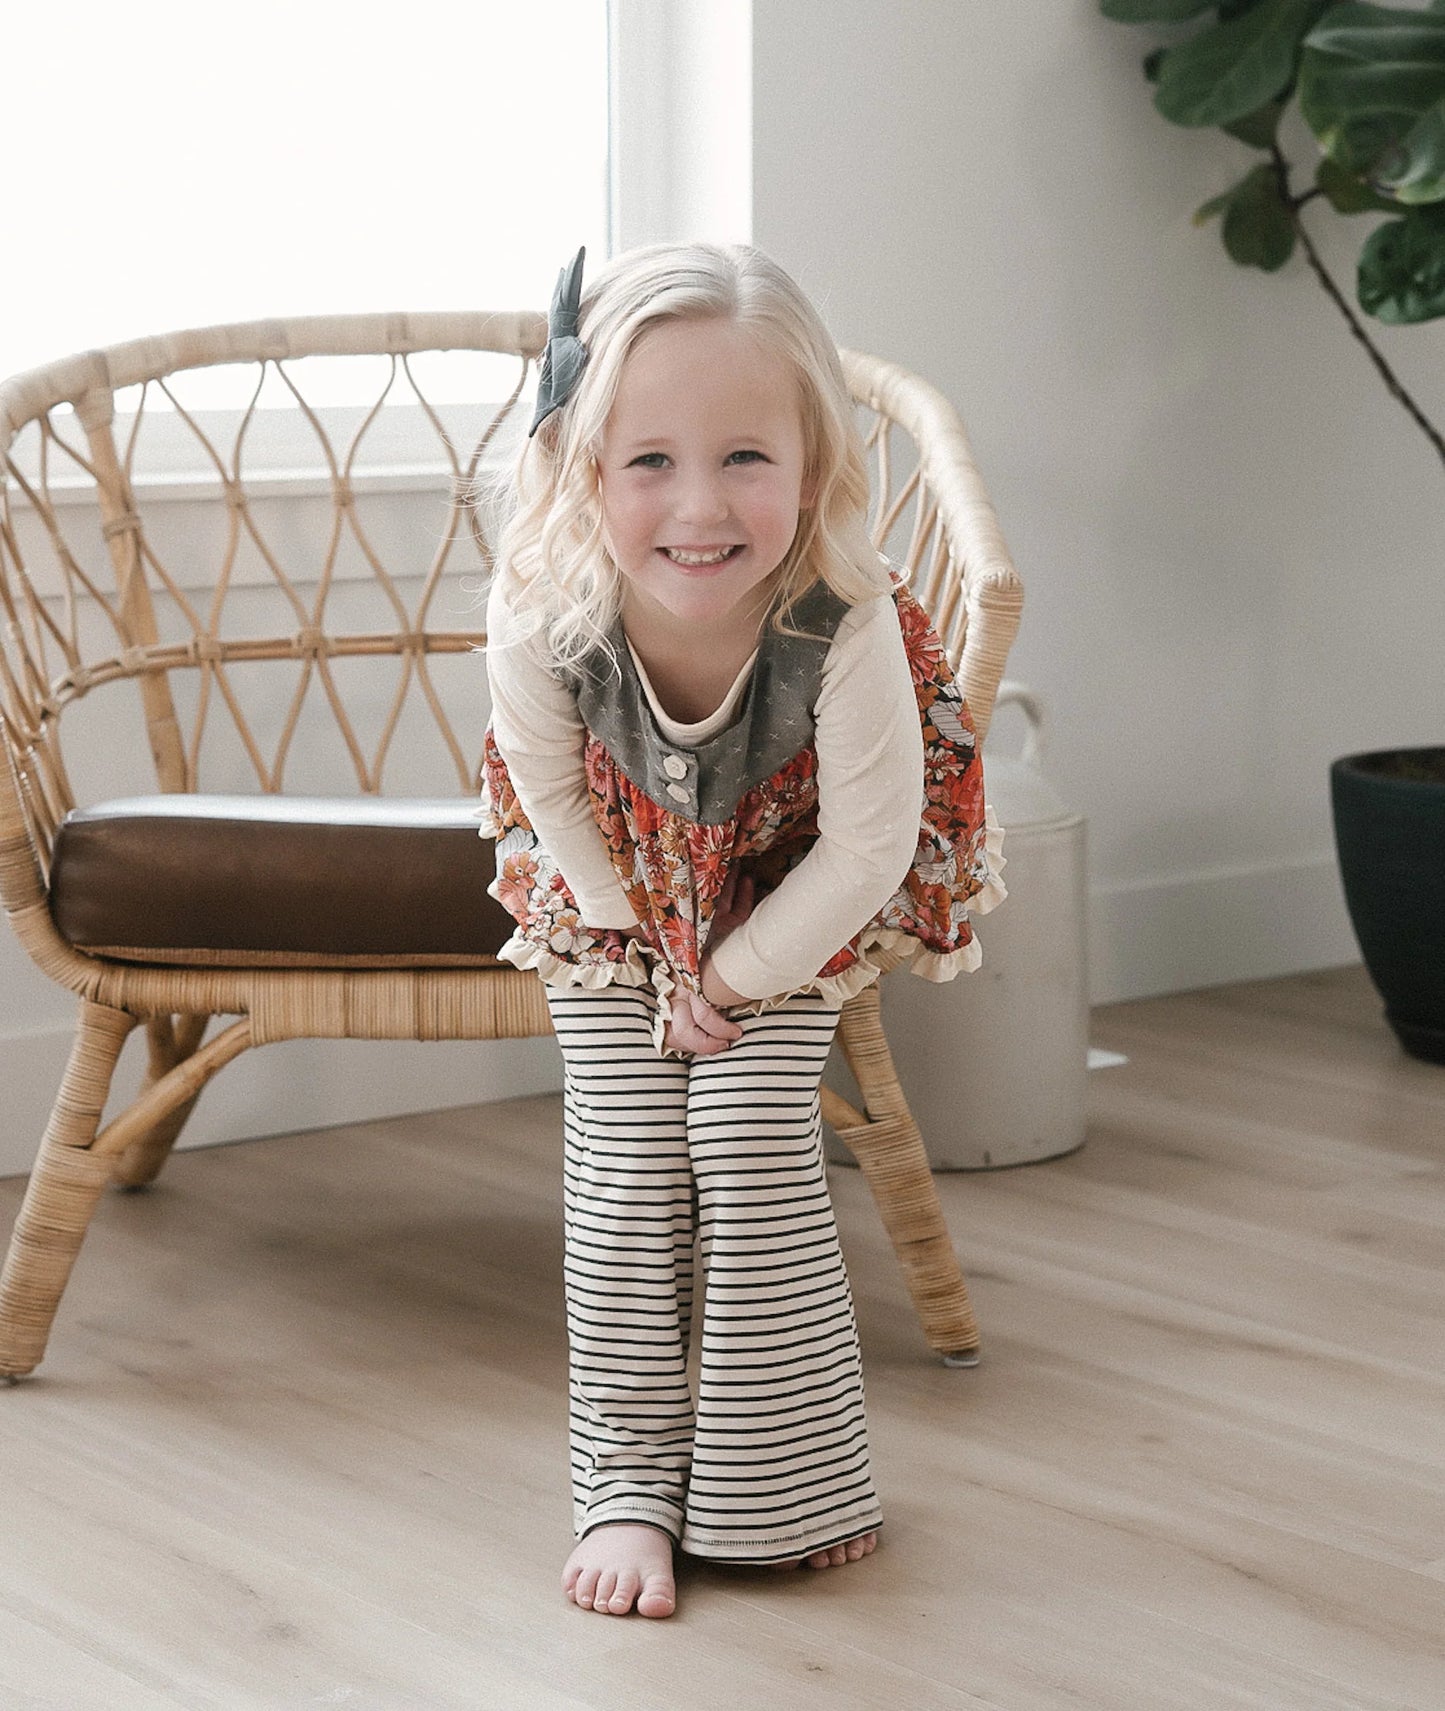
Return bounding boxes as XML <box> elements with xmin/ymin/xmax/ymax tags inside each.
<box><xmin>3</xmin><ymin>0</ymin><xmax>609</xmax><ymax>407</ymax></box>
<box><xmin>3</xmin><ymin>2</ymin><xmax>752</xmax><ymax>503</ymax></box>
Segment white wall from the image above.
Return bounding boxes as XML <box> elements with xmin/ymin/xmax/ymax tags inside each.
<box><xmin>751</xmin><ymin>0</ymin><xmax>1445</xmax><ymax>1002</ymax></box>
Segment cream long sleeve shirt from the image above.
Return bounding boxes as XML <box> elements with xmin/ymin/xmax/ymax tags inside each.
<box><xmin>485</xmin><ymin>578</ymin><xmax>924</xmax><ymax>1002</ymax></box>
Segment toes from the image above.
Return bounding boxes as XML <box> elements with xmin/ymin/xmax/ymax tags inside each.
<box><xmin>802</xmin><ymin>1540</ymin><xmax>868</xmax><ymax>1568</ymax></box>
<box><xmin>573</xmin><ymin>1568</ymin><xmax>601</xmax><ymax>1610</ymax></box>
<box><xmin>594</xmin><ymin>1569</ymin><xmax>619</xmax><ymax>1613</ymax></box>
<box><xmin>610</xmin><ymin>1569</ymin><xmax>641</xmax><ymax>1615</ymax></box>
<box><xmin>637</xmin><ymin>1575</ymin><xmax>676</xmax><ymax>1618</ymax></box>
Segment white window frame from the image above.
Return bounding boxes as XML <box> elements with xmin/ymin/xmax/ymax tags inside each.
<box><xmin>608</xmin><ymin>0</ymin><xmax>753</xmax><ymax>254</ymax></box>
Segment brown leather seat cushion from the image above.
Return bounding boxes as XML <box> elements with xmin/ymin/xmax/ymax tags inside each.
<box><xmin>49</xmin><ymin>795</ymin><xmax>518</xmax><ymax>967</ymax></box>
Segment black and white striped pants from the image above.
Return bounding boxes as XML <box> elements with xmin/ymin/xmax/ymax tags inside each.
<box><xmin>545</xmin><ymin>982</ymin><xmax>883</xmax><ymax>1563</ymax></box>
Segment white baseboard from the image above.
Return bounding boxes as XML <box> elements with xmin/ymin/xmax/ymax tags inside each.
<box><xmin>1088</xmin><ymin>851</ymin><xmax>1361</xmax><ymax>1005</ymax></box>
<box><xmin>0</xmin><ymin>1026</ymin><xmax>562</xmax><ymax>1181</ymax></box>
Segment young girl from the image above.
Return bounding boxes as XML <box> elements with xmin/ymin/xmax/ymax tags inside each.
<box><xmin>479</xmin><ymin>242</ymin><xmax>1003</xmax><ymax>1620</ymax></box>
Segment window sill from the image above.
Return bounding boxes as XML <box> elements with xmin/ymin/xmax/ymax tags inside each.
<box><xmin>28</xmin><ymin>460</ymin><xmax>470</xmax><ymax>508</ymax></box>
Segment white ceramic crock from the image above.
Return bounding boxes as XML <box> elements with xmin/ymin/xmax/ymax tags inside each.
<box><xmin>826</xmin><ymin>682</ymin><xmax>1089</xmax><ymax>1171</ymax></box>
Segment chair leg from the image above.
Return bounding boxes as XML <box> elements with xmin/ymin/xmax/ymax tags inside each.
<box><xmin>828</xmin><ymin>984</ymin><xmax>980</xmax><ymax>1363</ymax></box>
<box><xmin>0</xmin><ymin>1000</ymin><xmax>138</xmax><ymax>1379</ymax></box>
<box><xmin>111</xmin><ymin>1014</ymin><xmax>211</xmax><ymax>1189</ymax></box>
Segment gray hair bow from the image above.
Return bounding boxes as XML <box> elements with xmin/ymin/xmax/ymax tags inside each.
<box><xmin>529</xmin><ymin>246</ymin><xmax>589</xmax><ymax>436</ymax></box>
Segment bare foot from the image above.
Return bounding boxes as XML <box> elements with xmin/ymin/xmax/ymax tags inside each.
<box><xmin>563</xmin><ymin>1523</ymin><xmax>676</xmax><ymax>1618</ymax></box>
<box><xmin>770</xmin><ymin>1530</ymin><xmax>878</xmax><ymax>1570</ymax></box>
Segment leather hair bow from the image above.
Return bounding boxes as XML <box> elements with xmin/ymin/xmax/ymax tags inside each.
<box><xmin>529</xmin><ymin>246</ymin><xmax>589</xmax><ymax>436</ymax></box>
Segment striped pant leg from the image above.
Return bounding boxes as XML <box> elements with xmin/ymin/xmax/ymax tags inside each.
<box><xmin>679</xmin><ymin>990</ymin><xmax>884</xmax><ymax>1562</ymax></box>
<box><xmin>546</xmin><ymin>984</ymin><xmax>695</xmax><ymax>1543</ymax></box>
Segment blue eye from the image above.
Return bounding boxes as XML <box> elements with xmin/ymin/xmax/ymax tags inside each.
<box><xmin>629</xmin><ymin>453</ymin><xmax>669</xmax><ymax>469</ymax></box>
<box><xmin>727</xmin><ymin>449</ymin><xmax>766</xmax><ymax>464</ymax></box>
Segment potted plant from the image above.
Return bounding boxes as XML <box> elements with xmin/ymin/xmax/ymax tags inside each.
<box><xmin>1101</xmin><ymin>0</ymin><xmax>1445</xmax><ymax>1063</ymax></box>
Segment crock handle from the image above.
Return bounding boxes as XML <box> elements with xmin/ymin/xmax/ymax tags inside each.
<box><xmin>991</xmin><ymin>680</ymin><xmax>1046</xmax><ymax>770</ymax></box>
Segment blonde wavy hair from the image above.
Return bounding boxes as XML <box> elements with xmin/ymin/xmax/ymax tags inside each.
<box><xmin>487</xmin><ymin>241</ymin><xmax>889</xmax><ymax>672</ymax></box>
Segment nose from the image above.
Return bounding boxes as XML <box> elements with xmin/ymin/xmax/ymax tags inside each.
<box><xmin>672</xmin><ymin>468</ymin><xmax>729</xmax><ymax>527</ymax></box>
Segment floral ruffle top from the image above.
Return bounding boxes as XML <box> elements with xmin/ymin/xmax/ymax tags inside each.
<box><xmin>479</xmin><ymin>575</ymin><xmax>1005</xmax><ymax>1033</ymax></box>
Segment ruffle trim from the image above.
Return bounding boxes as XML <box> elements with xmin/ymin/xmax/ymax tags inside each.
<box><xmin>490</xmin><ymin>804</ymin><xmax>1007</xmax><ymax>1054</ymax></box>
<box><xmin>492</xmin><ymin>930</ymin><xmax>654</xmax><ymax>991</ymax></box>
<box><xmin>485</xmin><ymin>860</ymin><xmax>657</xmax><ymax>990</ymax></box>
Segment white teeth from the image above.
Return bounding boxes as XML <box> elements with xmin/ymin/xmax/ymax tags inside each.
<box><xmin>663</xmin><ymin>546</ymin><xmax>737</xmax><ymax>566</ymax></box>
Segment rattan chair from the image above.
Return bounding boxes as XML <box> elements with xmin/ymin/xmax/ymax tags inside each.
<box><xmin>0</xmin><ymin>310</ymin><xmax>1023</xmax><ymax>1382</ymax></box>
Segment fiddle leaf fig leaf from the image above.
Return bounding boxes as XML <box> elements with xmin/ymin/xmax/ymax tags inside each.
<box><xmin>1101</xmin><ymin>0</ymin><xmax>1214</xmax><ymax>18</ymax></box>
<box><xmin>1300</xmin><ymin>4</ymin><xmax>1445</xmax><ymax>198</ymax></box>
<box><xmin>1155</xmin><ymin>0</ymin><xmax>1333</xmax><ymax>126</ymax></box>
<box><xmin>1223</xmin><ymin>95</ymin><xmax>1288</xmax><ymax>145</ymax></box>
<box><xmin>1317</xmin><ymin>153</ymin><xmax>1405</xmax><ymax>211</ymax></box>
<box><xmin>1380</xmin><ymin>99</ymin><xmax>1445</xmax><ymax>202</ymax></box>
<box><xmin>1358</xmin><ymin>202</ymin><xmax>1445</xmax><ymax>320</ymax></box>
<box><xmin>1219</xmin><ymin>161</ymin><xmax>1299</xmax><ymax>265</ymax></box>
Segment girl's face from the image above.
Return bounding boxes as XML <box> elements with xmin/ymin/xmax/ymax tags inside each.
<box><xmin>596</xmin><ymin>316</ymin><xmax>815</xmax><ymax>633</ymax></box>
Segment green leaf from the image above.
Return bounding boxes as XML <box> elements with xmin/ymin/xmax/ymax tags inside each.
<box><xmin>1382</xmin><ymin>99</ymin><xmax>1445</xmax><ymax>202</ymax></box>
<box><xmin>1222</xmin><ymin>95</ymin><xmax>1288</xmax><ymax>144</ymax></box>
<box><xmin>1300</xmin><ymin>3</ymin><xmax>1445</xmax><ymax>198</ymax></box>
<box><xmin>1220</xmin><ymin>161</ymin><xmax>1299</xmax><ymax>265</ymax></box>
<box><xmin>1317</xmin><ymin>153</ymin><xmax>1403</xmax><ymax>211</ymax></box>
<box><xmin>1100</xmin><ymin>0</ymin><xmax>1215</xmax><ymax>19</ymax></box>
<box><xmin>1194</xmin><ymin>189</ymin><xmax>1235</xmax><ymax>222</ymax></box>
<box><xmin>1155</xmin><ymin>0</ymin><xmax>1332</xmax><ymax>126</ymax></box>
<box><xmin>1358</xmin><ymin>202</ymin><xmax>1445</xmax><ymax>320</ymax></box>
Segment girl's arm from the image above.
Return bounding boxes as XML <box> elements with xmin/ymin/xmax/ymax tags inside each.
<box><xmin>702</xmin><ymin>595</ymin><xmax>923</xmax><ymax>1003</ymax></box>
<box><xmin>485</xmin><ymin>579</ymin><xmax>639</xmax><ymax>930</ymax></box>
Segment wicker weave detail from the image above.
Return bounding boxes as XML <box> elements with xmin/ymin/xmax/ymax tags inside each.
<box><xmin>0</xmin><ymin>1002</ymin><xmax>135</xmax><ymax>1375</ymax></box>
<box><xmin>830</xmin><ymin>985</ymin><xmax>979</xmax><ymax>1356</ymax></box>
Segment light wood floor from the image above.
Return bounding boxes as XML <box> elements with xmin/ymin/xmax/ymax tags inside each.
<box><xmin>2</xmin><ymin>963</ymin><xmax>1443</xmax><ymax>1710</ymax></box>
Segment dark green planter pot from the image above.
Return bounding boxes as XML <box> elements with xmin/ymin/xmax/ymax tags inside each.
<box><xmin>1330</xmin><ymin>748</ymin><xmax>1445</xmax><ymax>1065</ymax></box>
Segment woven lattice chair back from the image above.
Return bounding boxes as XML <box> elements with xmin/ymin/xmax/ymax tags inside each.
<box><xmin>0</xmin><ymin>317</ymin><xmax>545</xmax><ymax>840</ymax></box>
<box><xmin>0</xmin><ymin>310</ymin><xmax>1023</xmax><ymax>1381</ymax></box>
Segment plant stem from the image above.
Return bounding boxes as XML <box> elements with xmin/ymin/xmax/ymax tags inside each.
<box><xmin>1272</xmin><ymin>146</ymin><xmax>1445</xmax><ymax>470</ymax></box>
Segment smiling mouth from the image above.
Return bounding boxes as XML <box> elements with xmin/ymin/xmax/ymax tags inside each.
<box><xmin>660</xmin><ymin>545</ymin><xmax>745</xmax><ymax>567</ymax></box>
